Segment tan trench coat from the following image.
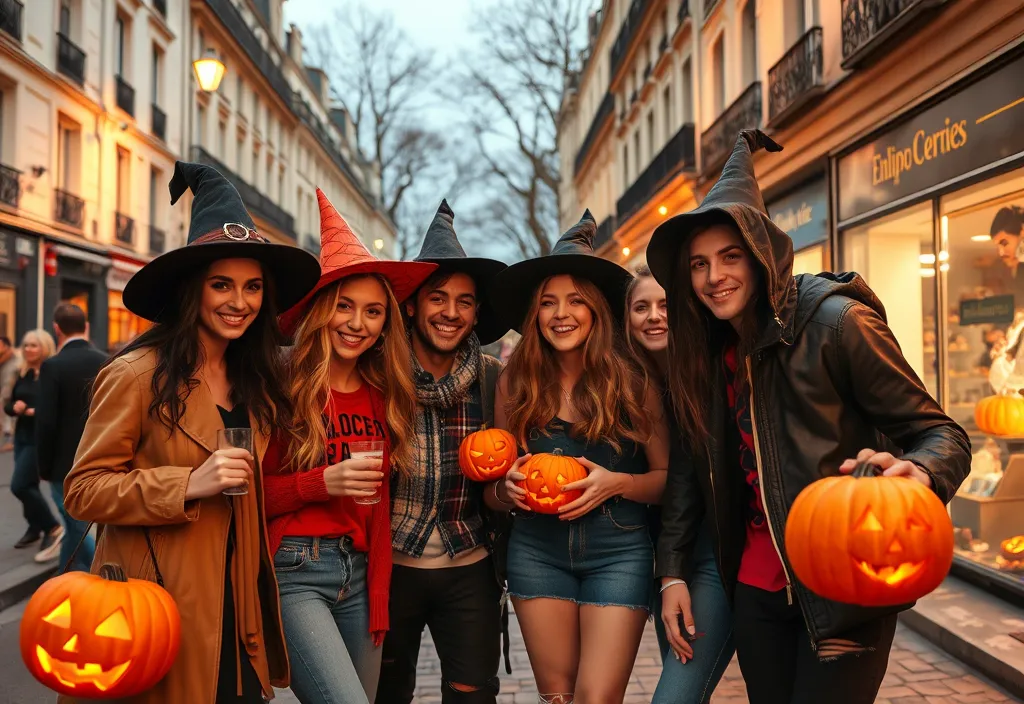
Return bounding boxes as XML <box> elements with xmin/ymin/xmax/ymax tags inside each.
<box><xmin>61</xmin><ymin>348</ymin><xmax>289</xmax><ymax>703</ymax></box>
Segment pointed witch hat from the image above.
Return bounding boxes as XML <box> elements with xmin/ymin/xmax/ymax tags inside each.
<box><xmin>412</xmin><ymin>199</ymin><xmax>509</xmax><ymax>345</ymax></box>
<box><xmin>122</xmin><ymin>161</ymin><xmax>322</xmax><ymax>322</ymax></box>
<box><xmin>279</xmin><ymin>188</ymin><xmax>437</xmax><ymax>336</ymax></box>
<box><xmin>490</xmin><ymin>210</ymin><xmax>633</xmax><ymax>334</ymax></box>
<box><xmin>646</xmin><ymin>130</ymin><xmax>792</xmax><ymax>300</ymax></box>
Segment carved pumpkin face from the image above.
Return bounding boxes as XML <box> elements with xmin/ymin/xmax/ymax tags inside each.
<box><xmin>784</xmin><ymin>466</ymin><xmax>953</xmax><ymax>607</ymax></box>
<box><xmin>516</xmin><ymin>451</ymin><xmax>588</xmax><ymax>514</ymax></box>
<box><xmin>20</xmin><ymin>565</ymin><xmax>181</xmax><ymax>698</ymax></box>
<box><xmin>459</xmin><ymin>428</ymin><xmax>518</xmax><ymax>482</ymax></box>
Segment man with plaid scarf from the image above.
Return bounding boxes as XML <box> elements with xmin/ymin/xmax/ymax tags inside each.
<box><xmin>377</xmin><ymin>200</ymin><xmax>511</xmax><ymax>704</ymax></box>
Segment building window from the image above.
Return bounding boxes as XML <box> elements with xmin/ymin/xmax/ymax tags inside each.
<box><xmin>278</xmin><ymin>167</ymin><xmax>285</xmax><ymax>208</ymax></box>
<box><xmin>681</xmin><ymin>57</ymin><xmax>693</xmax><ymax>122</ymax></box>
<box><xmin>149</xmin><ymin>168</ymin><xmax>159</xmax><ymax>227</ymax></box>
<box><xmin>663</xmin><ymin>84</ymin><xmax>672</xmax><ymax>140</ymax></box>
<box><xmin>196</xmin><ymin>104</ymin><xmax>206</xmax><ymax>147</ymax></box>
<box><xmin>741</xmin><ymin>0</ymin><xmax>758</xmax><ymax>87</ymax></box>
<box><xmin>647</xmin><ymin>110</ymin><xmax>655</xmax><ymax>161</ymax></box>
<box><xmin>785</xmin><ymin>0</ymin><xmax>807</xmax><ymax>47</ymax></box>
<box><xmin>115</xmin><ymin>15</ymin><xmax>127</xmax><ymax>77</ymax></box>
<box><xmin>115</xmin><ymin>147</ymin><xmax>130</xmax><ymax>213</ymax></box>
<box><xmin>623</xmin><ymin>144</ymin><xmax>629</xmax><ymax>186</ymax></box>
<box><xmin>59</xmin><ymin>0</ymin><xmax>71</xmax><ymax>36</ymax></box>
<box><xmin>633</xmin><ymin>130</ymin><xmax>641</xmax><ymax>178</ymax></box>
<box><xmin>711</xmin><ymin>36</ymin><xmax>725</xmax><ymax>115</ymax></box>
<box><xmin>56</xmin><ymin>117</ymin><xmax>80</xmax><ymax>192</ymax></box>
<box><xmin>218</xmin><ymin>121</ymin><xmax>227</xmax><ymax>160</ymax></box>
<box><xmin>152</xmin><ymin>45</ymin><xmax>162</xmax><ymax>105</ymax></box>
<box><xmin>236</xmin><ymin>135</ymin><xmax>244</xmax><ymax>172</ymax></box>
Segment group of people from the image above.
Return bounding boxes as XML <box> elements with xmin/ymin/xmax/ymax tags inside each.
<box><xmin>53</xmin><ymin>129</ymin><xmax>971</xmax><ymax>704</ymax></box>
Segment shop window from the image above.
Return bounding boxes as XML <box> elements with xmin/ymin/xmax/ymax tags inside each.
<box><xmin>841</xmin><ymin>202</ymin><xmax>939</xmax><ymax>400</ymax></box>
<box><xmin>792</xmin><ymin>244</ymin><xmax>824</xmax><ymax>276</ymax></box>
<box><xmin>61</xmin><ymin>281</ymin><xmax>90</xmax><ymax>320</ymax></box>
<box><xmin>940</xmin><ymin>167</ymin><xmax>1024</xmax><ymax>590</ymax></box>
<box><xmin>0</xmin><ymin>286</ymin><xmax>16</xmax><ymax>341</ymax></box>
<box><xmin>108</xmin><ymin>290</ymin><xmax>150</xmax><ymax>353</ymax></box>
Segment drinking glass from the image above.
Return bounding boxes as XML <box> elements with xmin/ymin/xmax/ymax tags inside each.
<box><xmin>349</xmin><ymin>440</ymin><xmax>385</xmax><ymax>505</ymax></box>
<box><xmin>218</xmin><ymin>428</ymin><xmax>252</xmax><ymax>496</ymax></box>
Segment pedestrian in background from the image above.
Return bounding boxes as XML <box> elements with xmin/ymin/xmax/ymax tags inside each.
<box><xmin>35</xmin><ymin>303</ymin><xmax>106</xmax><ymax>572</ymax></box>
<box><xmin>0</xmin><ymin>335</ymin><xmax>19</xmax><ymax>453</ymax></box>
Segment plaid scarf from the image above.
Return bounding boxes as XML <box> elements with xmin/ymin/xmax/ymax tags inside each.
<box><xmin>391</xmin><ymin>333</ymin><xmax>488</xmax><ymax>557</ymax></box>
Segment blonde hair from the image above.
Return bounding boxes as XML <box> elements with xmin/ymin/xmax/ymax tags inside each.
<box><xmin>19</xmin><ymin>329</ymin><xmax>56</xmax><ymax>377</ymax></box>
<box><xmin>285</xmin><ymin>274</ymin><xmax>417</xmax><ymax>474</ymax></box>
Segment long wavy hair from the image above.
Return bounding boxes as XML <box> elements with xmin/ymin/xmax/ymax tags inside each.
<box><xmin>110</xmin><ymin>262</ymin><xmax>290</xmax><ymax>434</ymax></box>
<box><xmin>503</xmin><ymin>275</ymin><xmax>649</xmax><ymax>452</ymax></box>
<box><xmin>285</xmin><ymin>274</ymin><xmax>417</xmax><ymax>474</ymax></box>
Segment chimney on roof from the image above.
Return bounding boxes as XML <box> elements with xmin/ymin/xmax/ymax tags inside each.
<box><xmin>286</xmin><ymin>23</ymin><xmax>303</xmax><ymax>64</ymax></box>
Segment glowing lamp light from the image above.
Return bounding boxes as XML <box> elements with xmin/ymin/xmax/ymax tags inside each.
<box><xmin>971</xmin><ymin>234</ymin><xmax>992</xmax><ymax>242</ymax></box>
<box><xmin>192</xmin><ymin>49</ymin><xmax>226</xmax><ymax>93</ymax></box>
<box><xmin>657</xmin><ymin>205</ymin><xmax>668</xmax><ymax>216</ymax></box>
<box><xmin>373</xmin><ymin>239</ymin><xmax>385</xmax><ymax>251</ymax></box>
<box><xmin>622</xmin><ymin>246</ymin><xmax>631</xmax><ymax>257</ymax></box>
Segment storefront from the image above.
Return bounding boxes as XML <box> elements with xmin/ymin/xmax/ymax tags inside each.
<box><xmin>42</xmin><ymin>240</ymin><xmax>110</xmax><ymax>348</ymax></box>
<box><xmin>766</xmin><ymin>173</ymin><xmax>829</xmax><ymax>275</ymax></box>
<box><xmin>0</xmin><ymin>229</ymin><xmax>40</xmax><ymax>343</ymax></box>
<box><xmin>106</xmin><ymin>254</ymin><xmax>151</xmax><ymax>354</ymax></box>
<box><xmin>835</xmin><ymin>48</ymin><xmax>1024</xmax><ymax>602</ymax></box>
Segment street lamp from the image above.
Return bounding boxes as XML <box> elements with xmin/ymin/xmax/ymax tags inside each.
<box><xmin>192</xmin><ymin>49</ymin><xmax>226</xmax><ymax>93</ymax></box>
<box><xmin>373</xmin><ymin>239</ymin><xmax>385</xmax><ymax>251</ymax></box>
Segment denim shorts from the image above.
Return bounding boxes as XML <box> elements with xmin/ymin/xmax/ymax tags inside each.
<box><xmin>506</xmin><ymin>497</ymin><xmax>653</xmax><ymax>611</ymax></box>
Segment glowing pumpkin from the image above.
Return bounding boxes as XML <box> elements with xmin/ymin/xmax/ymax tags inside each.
<box><xmin>459</xmin><ymin>428</ymin><xmax>518</xmax><ymax>482</ymax></box>
<box><xmin>1002</xmin><ymin>536</ymin><xmax>1024</xmax><ymax>560</ymax></box>
<box><xmin>516</xmin><ymin>450</ymin><xmax>588</xmax><ymax>514</ymax></box>
<box><xmin>974</xmin><ymin>392</ymin><xmax>1024</xmax><ymax>436</ymax></box>
<box><xmin>20</xmin><ymin>564</ymin><xmax>181</xmax><ymax>698</ymax></box>
<box><xmin>784</xmin><ymin>463</ymin><xmax>953</xmax><ymax>607</ymax></box>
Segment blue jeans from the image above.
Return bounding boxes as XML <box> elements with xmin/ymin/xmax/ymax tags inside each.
<box><xmin>652</xmin><ymin>525</ymin><xmax>734</xmax><ymax>704</ymax></box>
<box><xmin>11</xmin><ymin>440</ymin><xmax>58</xmax><ymax>534</ymax></box>
<box><xmin>49</xmin><ymin>481</ymin><xmax>94</xmax><ymax>572</ymax></box>
<box><xmin>275</xmin><ymin>537</ymin><xmax>380</xmax><ymax>704</ymax></box>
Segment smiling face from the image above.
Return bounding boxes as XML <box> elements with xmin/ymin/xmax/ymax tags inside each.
<box><xmin>688</xmin><ymin>224</ymin><xmax>759</xmax><ymax>330</ymax></box>
<box><xmin>628</xmin><ymin>276</ymin><xmax>668</xmax><ymax>352</ymax></box>
<box><xmin>329</xmin><ymin>275</ymin><xmax>388</xmax><ymax>363</ymax></box>
<box><xmin>536</xmin><ymin>275</ymin><xmax>594</xmax><ymax>353</ymax></box>
<box><xmin>197</xmin><ymin>258</ymin><xmax>264</xmax><ymax>344</ymax></box>
<box><xmin>21</xmin><ymin>335</ymin><xmax>43</xmax><ymax>365</ymax></box>
<box><xmin>407</xmin><ymin>272</ymin><xmax>478</xmax><ymax>356</ymax></box>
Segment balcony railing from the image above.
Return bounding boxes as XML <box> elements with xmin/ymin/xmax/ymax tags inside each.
<box><xmin>617</xmin><ymin>124</ymin><xmax>696</xmax><ymax>223</ymax></box>
<box><xmin>191</xmin><ymin>146</ymin><xmax>296</xmax><ymax>239</ymax></box>
<box><xmin>574</xmin><ymin>91</ymin><xmax>614</xmax><ymax>177</ymax></box>
<box><xmin>630</xmin><ymin>89</ymin><xmax>638</xmax><ymax>105</ymax></box>
<box><xmin>54</xmin><ymin>188</ymin><xmax>84</xmax><ymax>228</ymax></box>
<box><xmin>609</xmin><ymin>0</ymin><xmax>651</xmax><ymax>80</ymax></box>
<box><xmin>0</xmin><ymin>163</ymin><xmax>20</xmax><ymax>209</ymax></box>
<box><xmin>149</xmin><ymin>225</ymin><xmax>165</xmax><ymax>254</ymax></box>
<box><xmin>56</xmin><ymin>33</ymin><xmax>86</xmax><ymax>86</ymax></box>
<box><xmin>594</xmin><ymin>215</ymin><xmax>616</xmax><ymax>252</ymax></box>
<box><xmin>0</xmin><ymin>0</ymin><xmax>23</xmax><ymax>41</ymax></box>
<box><xmin>201</xmin><ymin>0</ymin><xmax>292</xmax><ymax>106</ymax></box>
<box><xmin>115</xmin><ymin>213</ymin><xmax>135</xmax><ymax>245</ymax></box>
<box><xmin>704</xmin><ymin>0</ymin><xmax>721</xmax><ymax>21</ymax></box>
<box><xmin>841</xmin><ymin>0</ymin><xmax>943</xmax><ymax>69</ymax></box>
<box><xmin>768</xmin><ymin>27</ymin><xmax>824</xmax><ymax>126</ymax></box>
<box><xmin>659</xmin><ymin>35</ymin><xmax>668</xmax><ymax>54</ymax></box>
<box><xmin>151</xmin><ymin>104</ymin><xmax>166</xmax><ymax>141</ymax></box>
<box><xmin>153</xmin><ymin>0</ymin><xmax>167</xmax><ymax>18</ymax></box>
<box><xmin>700</xmin><ymin>82</ymin><xmax>761</xmax><ymax>176</ymax></box>
<box><xmin>644</xmin><ymin>62</ymin><xmax>652</xmax><ymax>81</ymax></box>
<box><xmin>678</xmin><ymin>0</ymin><xmax>690</xmax><ymax>24</ymax></box>
<box><xmin>290</xmin><ymin>92</ymin><xmax>370</xmax><ymax>204</ymax></box>
<box><xmin>115</xmin><ymin>75</ymin><xmax>135</xmax><ymax>117</ymax></box>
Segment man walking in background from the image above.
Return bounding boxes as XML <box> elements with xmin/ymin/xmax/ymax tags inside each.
<box><xmin>35</xmin><ymin>303</ymin><xmax>105</xmax><ymax>571</ymax></box>
<box><xmin>0</xmin><ymin>335</ymin><xmax>19</xmax><ymax>454</ymax></box>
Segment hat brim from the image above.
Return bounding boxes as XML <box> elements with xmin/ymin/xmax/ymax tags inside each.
<box><xmin>122</xmin><ymin>241</ymin><xmax>322</xmax><ymax>323</ymax></box>
<box><xmin>490</xmin><ymin>254</ymin><xmax>632</xmax><ymax>334</ymax></box>
<box><xmin>647</xmin><ymin>206</ymin><xmax>748</xmax><ymax>289</ymax></box>
<box><xmin>279</xmin><ymin>260</ymin><xmax>438</xmax><ymax>336</ymax></box>
<box><xmin>415</xmin><ymin>257</ymin><xmax>510</xmax><ymax>345</ymax></box>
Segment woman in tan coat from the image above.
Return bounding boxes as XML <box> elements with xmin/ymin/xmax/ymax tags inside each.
<box><xmin>63</xmin><ymin>161</ymin><xmax>321</xmax><ymax>703</ymax></box>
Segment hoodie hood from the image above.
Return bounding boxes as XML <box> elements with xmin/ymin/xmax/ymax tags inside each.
<box><xmin>792</xmin><ymin>271</ymin><xmax>887</xmax><ymax>338</ymax></box>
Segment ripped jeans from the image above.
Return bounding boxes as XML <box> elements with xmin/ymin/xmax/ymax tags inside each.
<box><xmin>275</xmin><ymin>537</ymin><xmax>380</xmax><ymax>704</ymax></box>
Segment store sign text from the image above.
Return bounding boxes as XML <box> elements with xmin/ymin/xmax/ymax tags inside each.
<box><xmin>872</xmin><ymin>117</ymin><xmax>969</xmax><ymax>187</ymax></box>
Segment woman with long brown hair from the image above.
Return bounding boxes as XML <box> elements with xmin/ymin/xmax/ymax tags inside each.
<box><xmin>484</xmin><ymin>212</ymin><xmax>670</xmax><ymax>704</ymax></box>
<box><xmin>261</xmin><ymin>189</ymin><xmax>434</xmax><ymax>704</ymax></box>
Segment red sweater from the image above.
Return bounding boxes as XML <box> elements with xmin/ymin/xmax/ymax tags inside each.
<box><xmin>262</xmin><ymin>385</ymin><xmax>392</xmax><ymax>634</ymax></box>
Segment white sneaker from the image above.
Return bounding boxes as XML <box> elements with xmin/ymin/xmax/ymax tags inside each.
<box><xmin>34</xmin><ymin>526</ymin><xmax>65</xmax><ymax>563</ymax></box>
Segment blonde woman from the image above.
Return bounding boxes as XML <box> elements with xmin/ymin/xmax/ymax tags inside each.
<box><xmin>6</xmin><ymin>329</ymin><xmax>62</xmax><ymax>563</ymax></box>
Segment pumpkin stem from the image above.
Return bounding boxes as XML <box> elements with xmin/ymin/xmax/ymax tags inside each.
<box><xmin>99</xmin><ymin>563</ymin><xmax>128</xmax><ymax>582</ymax></box>
<box><xmin>851</xmin><ymin>462</ymin><xmax>882</xmax><ymax>479</ymax></box>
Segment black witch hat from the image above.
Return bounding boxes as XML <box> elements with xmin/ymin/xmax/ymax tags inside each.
<box><xmin>646</xmin><ymin>130</ymin><xmax>791</xmax><ymax>297</ymax></box>
<box><xmin>491</xmin><ymin>209</ymin><xmax>632</xmax><ymax>334</ymax></box>
<box><xmin>122</xmin><ymin>161</ymin><xmax>321</xmax><ymax>322</ymax></box>
<box><xmin>412</xmin><ymin>199</ymin><xmax>509</xmax><ymax>345</ymax></box>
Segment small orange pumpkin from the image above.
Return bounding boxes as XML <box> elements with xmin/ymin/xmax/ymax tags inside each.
<box><xmin>974</xmin><ymin>392</ymin><xmax>1024</xmax><ymax>436</ymax></box>
<box><xmin>20</xmin><ymin>564</ymin><xmax>181</xmax><ymax>698</ymax></box>
<box><xmin>784</xmin><ymin>463</ymin><xmax>953</xmax><ymax>607</ymax></box>
<box><xmin>1002</xmin><ymin>536</ymin><xmax>1024</xmax><ymax>560</ymax></box>
<box><xmin>459</xmin><ymin>428</ymin><xmax>518</xmax><ymax>482</ymax></box>
<box><xmin>516</xmin><ymin>449</ymin><xmax>588</xmax><ymax>514</ymax></box>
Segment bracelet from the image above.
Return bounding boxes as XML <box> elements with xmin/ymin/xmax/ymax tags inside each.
<box><xmin>493</xmin><ymin>480</ymin><xmax>511</xmax><ymax>506</ymax></box>
<box><xmin>659</xmin><ymin>578</ymin><xmax>687</xmax><ymax>594</ymax></box>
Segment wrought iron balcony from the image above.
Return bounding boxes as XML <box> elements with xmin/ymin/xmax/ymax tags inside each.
<box><xmin>191</xmin><ymin>146</ymin><xmax>296</xmax><ymax>240</ymax></box>
<box><xmin>200</xmin><ymin>0</ymin><xmax>292</xmax><ymax>105</ymax></box>
<box><xmin>617</xmin><ymin>123</ymin><xmax>696</xmax><ymax>223</ymax></box>
<box><xmin>644</xmin><ymin>62</ymin><xmax>652</xmax><ymax>81</ymax></box>
<box><xmin>0</xmin><ymin>0</ymin><xmax>23</xmax><ymax>41</ymax></box>
<box><xmin>630</xmin><ymin>89</ymin><xmax>638</xmax><ymax>105</ymax></box>
<box><xmin>704</xmin><ymin>0</ymin><xmax>721</xmax><ymax>21</ymax></box>
<box><xmin>594</xmin><ymin>215</ymin><xmax>616</xmax><ymax>252</ymax></box>
<box><xmin>609</xmin><ymin>0</ymin><xmax>651</xmax><ymax>80</ymax></box>
<box><xmin>151</xmin><ymin>104</ymin><xmax>166</xmax><ymax>141</ymax></box>
<box><xmin>115</xmin><ymin>75</ymin><xmax>135</xmax><ymax>117</ymax></box>
<box><xmin>659</xmin><ymin>35</ymin><xmax>668</xmax><ymax>54</ymax></box>
<box><xmin>57</xmin><ymin>33</ymin><xmax>86</xmax><ymax>86</ymax></box>
<box><xmin>574</xmin><ymin>91</ymin><xmax>614</xmax><ymax>177</ymax></box>
<box><xmin>841</xmin><ymin>0</ymin><xmax>943</xmax><ymax>69</ymax></box>
<box><xmin>153</xmin><ymin>0</ymin><xmax>167</xmax><ymax>17</ymax></box>
<box><xmin>678</xmin><ymin>0</ymin><xmax>690</xmax><ymax>25</ymax></box>
<box><xmin>115</xmin><ymin>213</ymin><xmax>135</xmax><ymax>245</ymax></box>
<box><xmin>149</xmin><ymin>225</ymin><xmax>165</xmax><ymax>254</ymax></box>
<box><xmin>0</xmin><ymin>163</ymin><xmax>19</xmax><ymax>209</ymax></box>
<box><xmin>768</xmin><ymin>27</ymin><xmax>824</xmax><ymax>127</ymax></box>
<box><xmin>700</xmin><ymin>82</ymin><xmax>761</xmax><ymax>176</ymax></box>
<box><xmin>54</xmin><ymin>188</ymin><xmax>85</xmax><ymax>228</ymax></box>
<box><xmin>290</xmin><ymin>92</ymin><xmax>369</xmax><ymax>204</ymax></box>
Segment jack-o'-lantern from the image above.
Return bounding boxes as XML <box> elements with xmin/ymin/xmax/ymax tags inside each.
<box><xmin>459</xmin><ymin>428</ymin><xmax>518</xmax><ymax>482</ymax></box>
<box><xmin>516</xmin><ymin>449</ymin><xmax>588</xmax><ymax>514</ymax></box>
<box><xmin>784</xmin><ymin>463</ymin><xmax>953</xmax><ymax>607</ymax></box>
<box><xmin>20</xmin><ymin>564</ymin><xmax>181</xmax><ymax>698</ymax></box>
<box><xmin>974</xmin><ymin>392</ymin><xmax>1024</xmax><ymax>436</ymax></box>
<box><xmin>1002</xmin><ymin>536</ymin><xmax>1024</xmax><ymax>560</ymax></box>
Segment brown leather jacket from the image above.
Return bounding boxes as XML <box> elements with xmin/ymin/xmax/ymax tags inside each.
<box><xmin>62</xmin><ymin>348</ymin><xmax>289</xmax><ymax>703</ymax></box>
